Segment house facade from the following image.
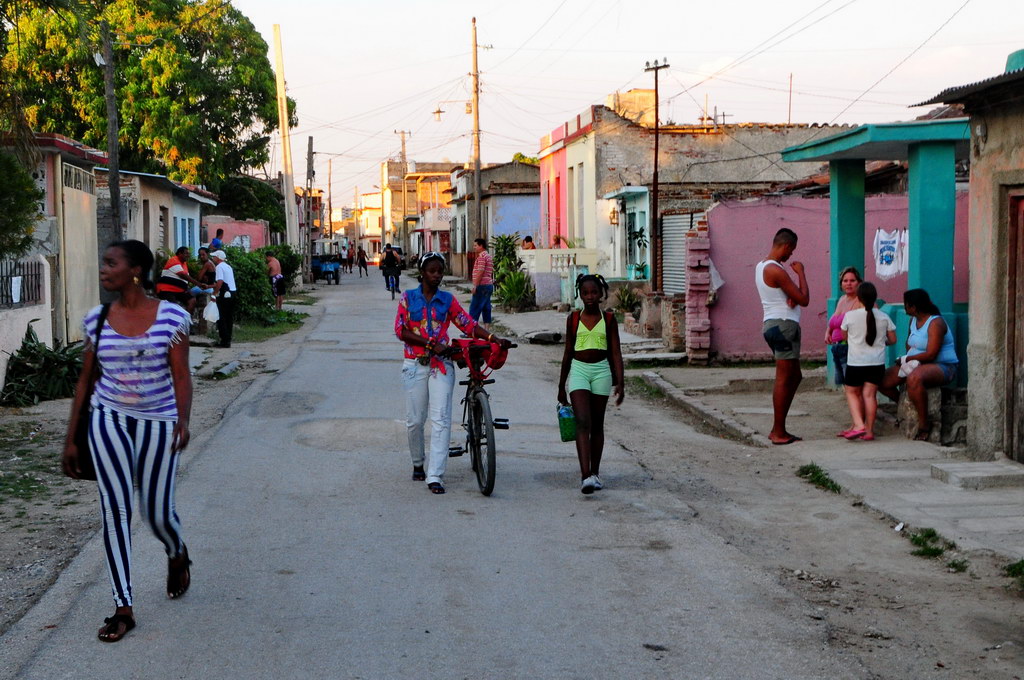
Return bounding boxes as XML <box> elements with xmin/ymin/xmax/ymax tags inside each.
<box><xmin>919</xmin><ymin>50</ymin><xmax>1024</xmax><ymax>461</ymax></box>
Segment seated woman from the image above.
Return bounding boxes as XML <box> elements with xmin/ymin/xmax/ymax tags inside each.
<box><xmin>879</xmin><ymin>288</ymin><xmax>958</xmax><ymax>441</ymax></box>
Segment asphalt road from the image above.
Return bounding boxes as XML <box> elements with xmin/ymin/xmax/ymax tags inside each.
<box><xmin>1</xmin><ymin>274</ymin><xmax>859</xmax><ymax>679</ymax></box>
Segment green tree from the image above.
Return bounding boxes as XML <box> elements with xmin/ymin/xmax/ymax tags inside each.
<box><xmin>3</xmin><ymin>0</ymin><xmax>295</xmax><ymax>190</ymax></box>
<box><xmin>217</xmin><ymin>176</ymin><xmax>285</xmax><ymax>233</ymax></box>
<box><xmin>512</xmin><ymin>152</ymin><xmax>539</xmax><ymax>165</ymax></box>
<box><xmin>0</xmin><ymin>150</ymin><xmax>42</xmax><ymax>259</ymax></box>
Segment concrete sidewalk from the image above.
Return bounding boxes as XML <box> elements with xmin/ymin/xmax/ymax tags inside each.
<box><xmin>490</xmin><ymin>306</ymin><xmax>1024</xmax><ymax>562</ymax></box>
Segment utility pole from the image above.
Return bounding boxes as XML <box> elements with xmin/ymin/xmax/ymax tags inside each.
<box><xmin>395</xmin><ymin>130</ymin><xmax>411</xmax><ymax>253</ymax></box>
<box><xmin>99</xmin><ymin>21</ymin><xmax>121</xmax><ymax>238</ymax></box>
<box><xmin>305</xmin><ymin>135</ymin><xmax>314</xmax><ymax>279</ymax></box>
<box><xmin>471</xmin><ymin>17</ymin><xmax>483</xmax><ymax>245</ymax></box>
<box><xmin>788</xmin><ymin>73</ymin><xmax>794</xmax><ymax>125</ymax></box>
<box><xmin>273</xmin><ymin>25</ymin><xmax>299</xmax><ymax>250</ymax></box>
<box><xmin>645</xmin><ymin>58</ymin><xmax>669</xmax><ymax>292</ymax></box>
<box><xmin>327</xmin><ymin>158</ymin><xmax>333</xmax><ymax>238</ymax></box>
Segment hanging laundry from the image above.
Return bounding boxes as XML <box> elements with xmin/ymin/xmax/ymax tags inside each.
<box><xmin>873</xmin><ymin>229</ymin><xmax>901</xmax><ymax>281</ymax></box>
<box><xmin>898</xmin><ymin>229</ymin><xmax>910</xmax><ymax>274</ymax></box>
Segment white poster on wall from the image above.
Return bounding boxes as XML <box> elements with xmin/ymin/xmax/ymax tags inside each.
<box><xmin>11</xmin><ymin>276</ymin><xmax>22</xmax><ymax>304</ymax></box>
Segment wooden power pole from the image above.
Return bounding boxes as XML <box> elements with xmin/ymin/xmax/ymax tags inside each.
<box><xmin>395</xmin><ymin>130</ymin><xmax>411</xmax><ymax>252</ymax></box>
<box><xmin>471</xmin><ymin>17</ymin><xmax>483</xmax><ymax>244</ymax></box>
<box><xmin>99</xmin><ymin>21</ymin><xmax>121</xmax><ymax>238</ymax></box>
<box><xmin>645</xmin><ymin>58</ymin><xmax>669</xmax><ymax>292</ymax></box>
<box><xmin>273</xmin><ymin>25</ymin><xmax>299</xmax><ymax>249</ymax></box>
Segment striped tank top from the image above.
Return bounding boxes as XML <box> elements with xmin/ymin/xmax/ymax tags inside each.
<box><xmin>82</xmin><ymin>301</ymin><xmax>191</xmax><ymax>421</ymax></box>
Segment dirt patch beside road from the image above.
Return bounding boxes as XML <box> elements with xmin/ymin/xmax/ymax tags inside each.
<box><xmin>0</xmin><ymin>305</ymin><xmax>313</xmax><ymax>636</ymax></box>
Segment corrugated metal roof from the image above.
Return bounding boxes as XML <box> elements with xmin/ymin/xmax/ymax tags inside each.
<box><xmin>916</xmin><ymin>68</ymin><xmax>1024</xmax><ymax>106</ymax></box>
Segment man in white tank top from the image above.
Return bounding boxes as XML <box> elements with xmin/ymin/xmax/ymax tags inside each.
<box><xmin>755</xmin><ymin>228</ymin><xmax>809</xmax><ymax>445</ymax></box>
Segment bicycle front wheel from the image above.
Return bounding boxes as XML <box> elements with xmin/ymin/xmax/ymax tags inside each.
<box><xmin>470</xmin><ymin>391</ymin><xmax>496</xmax><ymax>495</ymax></box>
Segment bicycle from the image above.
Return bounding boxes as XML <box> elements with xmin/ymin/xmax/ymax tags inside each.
<box><xmin>383</xmin><ymin>267</ymin><xmax>400</xmax><ymax>299</ymax></box>
<box><xmin>447</xmin><ymin>338</ymin><xmax>515</xmax><ymax>496</ymax></box>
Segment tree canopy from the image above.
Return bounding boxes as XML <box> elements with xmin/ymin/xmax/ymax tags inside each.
<box><xmin>2</xmin><ymin>0</ymin><xmax>295</xmax><ymax>191</ymax></box>
<box><xmin>0</xmin><ymin>150</ymin><xmax>42</xmax><ymax>259</ymax></box>
<box><xmin>216</xmin><ymin>175</ymin><xmax>286</xmax><ymax>233</ymax></box>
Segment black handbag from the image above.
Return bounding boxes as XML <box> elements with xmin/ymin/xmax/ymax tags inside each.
<box><xmin>68</xmin><ymin>303</ymin><xmax>111</xmax><ymax>481</ymax></box>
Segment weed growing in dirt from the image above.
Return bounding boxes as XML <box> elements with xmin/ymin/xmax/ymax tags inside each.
<box><xmin>946</xmin><ymin>559</ymin><xmax>969</xmax><ymax>573</ymax></box>
<box><xmin>908</xmin><ymin>528</ymin><xmax>955</xmax><ymax>558</ymax></box>
<box><xmin>283</xmin><ymin>293</ymin><xmax>318</xmax><ymax>306</ymax></box>
<box><xmin>796</xmin><ymin>463</ymin><xmax>841</xmax><ymax>493</ymax></box>
<box><xmin>626</xmin><ymin>376</ymin><xmax>665</xmax><ymax>400</ymax></box>
<box><xmin>1003</xmin><ymin>559</ymin><xmax>1024</xmax><ymax>588</ymax></box>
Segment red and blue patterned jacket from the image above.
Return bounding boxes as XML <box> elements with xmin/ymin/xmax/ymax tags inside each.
<box><xmin>395</xmin><ymin>287</ymin><xmax>477</xmax><ymax>373</ymax></box>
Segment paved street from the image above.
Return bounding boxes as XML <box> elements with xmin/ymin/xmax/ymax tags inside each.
<box><xmin>0</xmin><ymin>275</ymin><xmax>869</xmax><ymax>679</ymax></box>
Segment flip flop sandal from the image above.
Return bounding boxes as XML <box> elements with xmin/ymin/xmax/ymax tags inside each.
<box><xmin>98</xmin><ymin>614</ymin><xmax>135</xmax><ymax>643</ymax></box>
<box><xmin>167</xmin><ymin>546</ymin><xmax>192</xmax><ymax>599</ymax></box>
<box><xmin>771</xmin><ymin>435</ymin><xmax>801</xmax><ymax>446</ymax></box>
<box><xmin>412</xmin><ymin>466</ymin><xmax>426</xmax><ymax>481</ymax></box>
<box><xmin>427</xmin><ymin>482</ymin><xmax>446</xmax><ymax>494</ymax></box>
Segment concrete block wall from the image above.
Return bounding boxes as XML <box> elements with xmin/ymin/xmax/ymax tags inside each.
<box><xmin>660</xmin><ymin>293</ymin><xmax>686</xmax><ymax>352</ymax></box>
<box><xmin>685</xmin><ymin>233</ymin><xmax>711</xmax><ymax>363</ymax></box>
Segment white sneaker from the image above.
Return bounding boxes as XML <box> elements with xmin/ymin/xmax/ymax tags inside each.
<box><xmin>581</xmin><ymin>476</ymin><xmax>597</xmax><ymax>494</ymax></box>
<box><xmin>591</xmin><ymin>475</ymin><xmax>603</xmax><ymax>491</ymax></box>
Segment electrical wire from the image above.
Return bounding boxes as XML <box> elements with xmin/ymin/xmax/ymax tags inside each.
<box><xmin>485</xmin><ymin>0</ymin><xmax>570</xmax><ymax>73</ymax></box>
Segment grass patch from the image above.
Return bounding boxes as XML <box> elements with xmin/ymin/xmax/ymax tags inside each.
<box><xmin>1003</xmin><ymin>559</ymin><xmax>1024</xmax><ymax>588</ymax></box>
<box><xmin>946</xmin><ymin>559</ymin><xmax>969</xmax><ymax>573</ymax></box>
<box><xmin>796</xmin><ymin>463</ymin><xmax>842</xmax><ymax>493</ymax></box>
<box><xmin>210</xmin><ymin>313</ymin><xmax>307</xmax><ymax>344</ymax></box>
<box><xmin>283</xmin><ymin>293</ymin><xmax>317</xmax><ymax>306</ymax></box>
<box><xmin>908</xmin><ymin>527</ymin><xmax>955</xmax><ymax>558</ymax></box>
<box><xmin>626</xmin><ymin>375</ymin><xmax>665</xmax><ymax>400</ymax></box>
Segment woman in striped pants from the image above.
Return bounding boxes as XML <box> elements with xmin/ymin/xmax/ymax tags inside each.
<box><xmin>63</xmin><ymin>240</ymin><xmax>194</xmax><ymax>643</ymax></box>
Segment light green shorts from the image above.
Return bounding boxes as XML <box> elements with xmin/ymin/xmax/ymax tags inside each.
<box><xmin>568</xmin><ymin>359</ymin><xmax>613</xmax><ymax>396</ymax></box>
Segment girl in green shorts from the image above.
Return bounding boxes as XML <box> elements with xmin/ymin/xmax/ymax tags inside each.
<box><xmin>558</xmin><ymin>274</ymin><xmax>625</xmax><ymax>494</ymax></box>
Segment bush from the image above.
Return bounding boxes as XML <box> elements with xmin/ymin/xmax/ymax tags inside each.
<box><xmin>490</xmin><ymin>233</ymin><xmax>523</xmax><ymax>288</ymax></box>
<box><xmin>1</xmin><ymin>323</ymin><xmax>83</xmax><ymax>406</ymax></box>
<box><xmin>223</xmin><ymin>246</ymin><xmax>275</xmax><ymax>322</ymax></box>
<box><xmin>257</xmin><ymin>244</ymin><xmax>302</xmax><ymax>293</ymax></box>
<box><xmin>615</xmin><ymin>286</ymin><xmax>643</xmax><ymax>321</ymax></box>
<box><xmin>0</xmin><ymin>151</ymin><xmax>41</xmax><ymax>260</ymax></box>
<box><xmin>494</xmin><ymin>270</ymin><xmax>534</xmax><ymax>311</ymax></box>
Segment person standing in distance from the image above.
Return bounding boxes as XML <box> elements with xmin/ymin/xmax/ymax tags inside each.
<box><xmin>755</xmin><ymin>228</ymin><xmax>809</xmax><ymax>445</ymax></box>
<box><xmin>209</xmin><ymin>228</ymin><xmax>224</xmax><ymax>250</ymax></box>
<box><xmin>469</xmin><ymin>238</ymin><xmax>494</xmax><ymax>330</ymax></box>
<box><xmin>266</xmin><ymin>252</ymin><xmax>284</xmax><ymax>310</ymax></box>
<box><xmin>210</xmin><ymin>250</ymin><xmax>236</xmax><ymax>348</ymax></box>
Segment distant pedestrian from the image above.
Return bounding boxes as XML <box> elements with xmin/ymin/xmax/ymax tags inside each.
<box><xmin>826</xmin><ymin>266</ymin><xmax>864</xmax><ymax>433</ymax></box>
<box><xmin>347</xmin><ymin>244</ymin><xmax>355</xmax><ymax>273</ymax></box>
<box><xmin>210</xmin><ymin>228</ymin><xmax>224</xmax><ymax>250</ymax></box>
<box><xmin>394</xmin><ymin>252</ymin><xmax>510</xmax><ymax>494</ymax></box>
<box><xmin>521</xmin><ymin>235</ymin><xmax>537</xmax><ymax>250</ymax></box>
<box><xmin>469</xmin><ymin>238</ymin><xmax>494</xmax><ymax>329</ymax></box>
<box><xmin>266</xmin><ymin>252</ymin><xmax>285</xmax><ymax>310</ymax></box>
<box><xmin>755</xmin><ymin>228</ymin><xmax>809</xmax><ymax>445</ymax></box>
<box><xmin>840</xmin><ymin>282</ymin><xmax>896</xmax><ymax>441</ymax></box>
<box><xmin>357</xmin><ymin>247</ymin><xmax>368</xmax><ymax>277</ymax></box>
<box><xmin>62</xmin><ymin>239</ymin><xmax>193</xmax><ymax>643</ymax></box>
<box><xmin>557</xmin><ymin>274</ymin><xmax>624</xmax><ymax>494</ymax></box>
<box><xmin>210</xmin><ymin>250</ymin><xmax>236</xmax><ymax>348</ymax></box>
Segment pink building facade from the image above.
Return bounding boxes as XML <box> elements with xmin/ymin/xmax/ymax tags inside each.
<box><xmin>696</xmin><ymin>193</ymin><xmax>969</xmax><ymax>361</ymax></box>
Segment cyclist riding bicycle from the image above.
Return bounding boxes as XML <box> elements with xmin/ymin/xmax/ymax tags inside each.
<box><xmin>380</xmin><ymin>243</ymin><xmax>402</xmax><ymax>291</ymax></box>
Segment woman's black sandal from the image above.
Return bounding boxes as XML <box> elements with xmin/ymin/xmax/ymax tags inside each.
<box><xmin>412</xmin><ymin>466</ymin><xmax>426</xmax><ymax>481</ymax></box>
<box><xmin>427</xmin><ymin>482</ymin><xmax>445</xmax><ymax>494</ymax></box>
<box><xmin>167</xmin><ymin>545</ymin><xmax>192</xmax><ymax>599</ymax></box>
<box><xmin>97</xmin><ymin>614</ymin><xmax>135</xmax><ymax>642</ymax></box>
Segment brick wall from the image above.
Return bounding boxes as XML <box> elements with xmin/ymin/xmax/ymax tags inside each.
<box><xmin>685</xmin><ymin>232</ymin><xmax>712</xmax><ymax>364</ymax></box>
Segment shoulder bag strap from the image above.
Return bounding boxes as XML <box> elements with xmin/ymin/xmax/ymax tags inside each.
<box><xmin>89</xmin><ymin>303</ymin><xmax>112</xmax><ymax>382</ymax></box>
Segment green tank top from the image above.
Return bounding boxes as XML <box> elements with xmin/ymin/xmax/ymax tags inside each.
<box><xmin>574</xmin><ymin>312</ymin><xmax>608</xmax><ymax>351</ymax></box>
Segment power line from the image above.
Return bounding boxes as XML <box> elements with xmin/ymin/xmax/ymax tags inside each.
<box><xmin>485</xmin><ymin>0</ymin><xmax>570</xmax><ymax>72</ymax></box>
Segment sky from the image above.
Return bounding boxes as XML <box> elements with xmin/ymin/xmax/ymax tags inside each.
<box><xmin>230</xmin><ymin>0</ymin><xmax>1022</xmax><ymax>208</ymax></box>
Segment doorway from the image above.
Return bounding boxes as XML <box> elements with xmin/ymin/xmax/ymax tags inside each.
<box><xmin>1008</xmin><ymin>195</ymin><xmax>1024</xmax><ymax>462</ymax></box>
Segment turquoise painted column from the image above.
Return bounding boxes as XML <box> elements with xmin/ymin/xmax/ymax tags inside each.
<box><xmin>907</xmin><ymin>142</ymin><xmax>956</xmax><ymax>312</ymax></box>
<box><xmin>827</xmin><ymin>159</ymin><xmax>865</xmax><ymax>385</ymax></box>
<box><xmin>829</xmin><ymin>159</ymin><xmax>866</xmax><ymax>298</ymax></box>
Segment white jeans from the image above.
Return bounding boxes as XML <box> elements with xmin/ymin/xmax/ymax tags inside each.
<box><xmin>402</xmin><ymin>358</ymin><xmax>456</xmax><ymax>485</ymax></box>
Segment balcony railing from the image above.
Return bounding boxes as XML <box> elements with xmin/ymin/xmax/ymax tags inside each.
<box><xmin>0</xmin><ymin>259</ymin><xmax>45</xmax><ymax>308</ymax></box>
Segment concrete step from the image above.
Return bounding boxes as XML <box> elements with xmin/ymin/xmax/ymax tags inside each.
<box><xmin>624</xmin><ymin>352</ymin><xmax>686</xmax><ymax>365</ymax></box>
<box><xmin>931</xmin><ymin>461</ymin><xmax>1024</xmax><ymax>489</ymax></box>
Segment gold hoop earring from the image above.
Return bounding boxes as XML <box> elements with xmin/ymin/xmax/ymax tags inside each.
<box><xmin>133</xmin><ymin>276</ymin><xmax>140</xmax><ymax>285</ymax></box>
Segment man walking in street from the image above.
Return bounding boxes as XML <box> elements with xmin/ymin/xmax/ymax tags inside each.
<box><xmin>755</xmin><ymin>228</ymin><xmax>809</xmax><ymax>445</ymax></box>
<box><xmin>266</xmin><ymin>252</ymin><xmax>284</xmax><ymax>310</ymax></box>
<box><xmin>469</xmin><ymin>238</ymin><xmax>494</xmax><ymax>330</ymax></box>
<box><xmin>211</xmin><ymin>250</ymin><xmax>237</xmax><ymax>348</ymax></box>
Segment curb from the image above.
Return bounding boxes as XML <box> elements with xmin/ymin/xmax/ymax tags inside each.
<box><xmin>641</xmin><ymin>371</ymin><xmax>771</xmax><ymax>447</ymax></box>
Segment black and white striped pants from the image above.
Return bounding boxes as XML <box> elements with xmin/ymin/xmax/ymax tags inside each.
<box><xmin>88</xmin><ymin>404</ymin><xmax>185</xmax><ymax>607</ymax></box>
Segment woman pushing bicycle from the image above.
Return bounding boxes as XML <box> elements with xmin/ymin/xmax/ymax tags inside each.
<box><xmin>394</xmin><ymin>252</ymin><xmax>511</xmax><ymax>495</ymax></box>
<box><xmin>558</xmin><ymin>274</ymin><xmax>625</xmax><ymax>494</ymax></box>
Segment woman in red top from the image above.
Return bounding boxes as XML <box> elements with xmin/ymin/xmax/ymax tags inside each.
<box><xmin>394</xmin><ymin>252</ymin><xmax>510</xmax><ymax>494</ymax></box>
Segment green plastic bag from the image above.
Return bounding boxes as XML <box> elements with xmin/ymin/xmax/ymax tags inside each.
<box><xmin>557</xmin><ymin>403</ymin><xmax>576</xmax><ymax>442</ymax></box>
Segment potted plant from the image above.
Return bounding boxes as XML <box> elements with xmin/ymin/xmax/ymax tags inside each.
<box><xmin>627</xmin><ymin>225</ymin><xmax>649</xmax><ymax>280</ymax></box>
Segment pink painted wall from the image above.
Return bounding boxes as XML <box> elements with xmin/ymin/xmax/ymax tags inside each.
<box><xmin>538</xmin><ymin>126</ymin><xmax>567</xmax><ymax>248</ymax></box>
<box><xmin>707</xmin><ymin>193</ymin><xmax>969</xmax><ymax>361</ymax></box>
<box><xmin>202</xmin><ymin>218</ymin><xmax>270</xmax><ymax>251</ymax></box>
